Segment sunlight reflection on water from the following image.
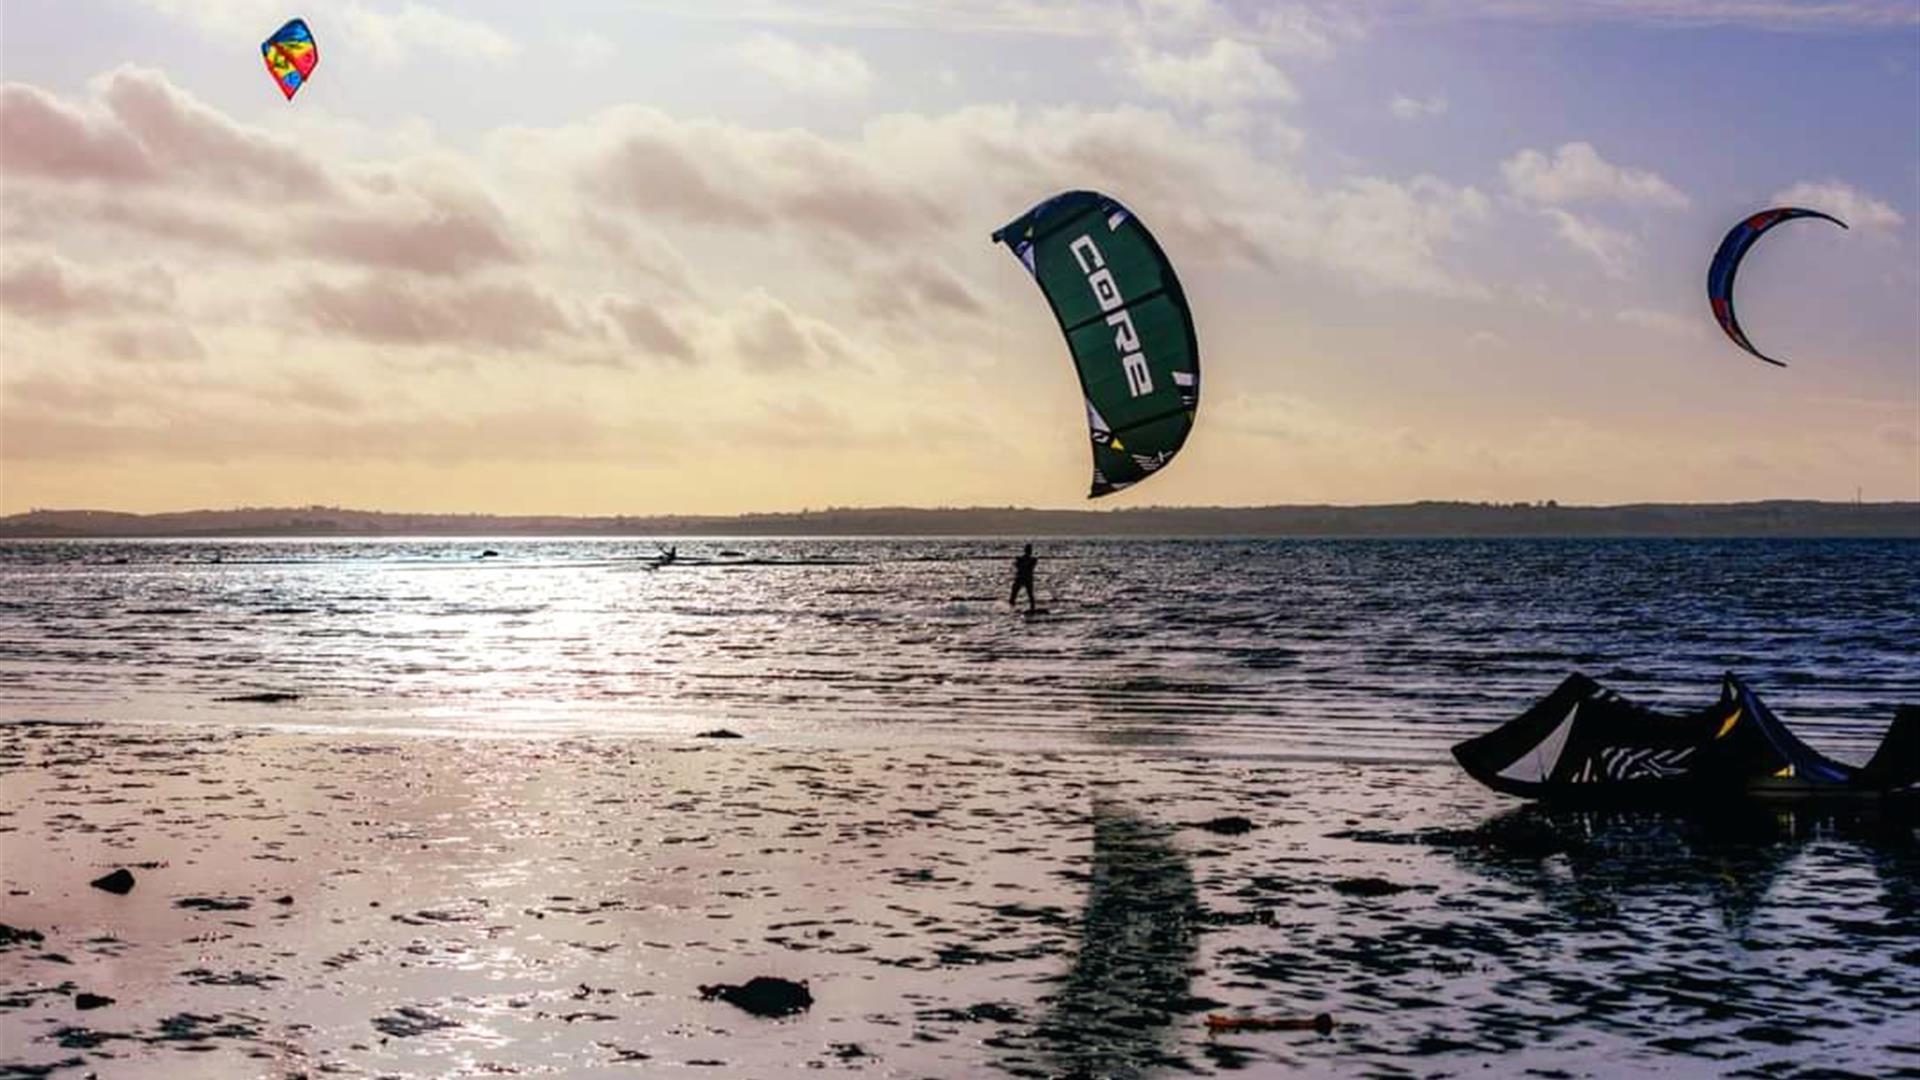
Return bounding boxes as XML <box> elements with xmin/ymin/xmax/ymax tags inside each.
<box><xmin>1</xmin><ymin>537</ymin><xmax>1914</xmax><ymax>759</ymax></box>
<box><xmin>2</xmin><ymin>726</ymin><xmax>1910</xmax><ymax>1076</ymax></box>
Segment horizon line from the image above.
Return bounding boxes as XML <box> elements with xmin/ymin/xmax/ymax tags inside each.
<box><xmin>5</xmin><ymin>497</ymin><xmax>1917</xmax><ymax>520</ymax></box>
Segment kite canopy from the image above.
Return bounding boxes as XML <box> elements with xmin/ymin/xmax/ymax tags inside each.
<box><xmin>262</xmin><ymin>18</ymin><xmax>319</xmax><ymax>101</ymax></box>
<box><xmin>993</xmin><ymin>191</ymin><xmax>1200</xmax><ymax>498</ymax></box>
<box><xmin>1706</xmin><ymin>207</ymin><xmax>1846</xmax><ymax>368</ymax></box>
<box><xmin>1454</xmin><ymin>673</ymin><xmax>1917</xmax><ymax>804</ymax></box>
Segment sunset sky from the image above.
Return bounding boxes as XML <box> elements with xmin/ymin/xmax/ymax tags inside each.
<box><xmin>1</xmin><ymin>0</ymin><xmax>1915</xmax><ymax>514</ymax></box>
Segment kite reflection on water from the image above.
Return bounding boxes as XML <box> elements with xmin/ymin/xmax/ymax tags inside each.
<box><xmin>1023</xmin><ymin>802</ymin><xmax>1202</xmax><ymax>1079</ymax></box>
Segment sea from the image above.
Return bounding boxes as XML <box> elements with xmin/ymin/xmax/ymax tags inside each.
<box><xmin>2</xmin><ymin>536</ymin><xmax>1917</xmax><ymax>1077</ymax></box>
<box><xmin>1</xmin><ymin>537</ymin><xmax>1915</xmax><ymax>758</ymax></box>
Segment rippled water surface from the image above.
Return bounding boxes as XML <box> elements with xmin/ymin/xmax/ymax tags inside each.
<box><xmin>1</xmin><ymin>538</ymin><xmax>1914</xmax><ymax>757</ymax></box>
<box><xmin>1</xmin><ymin>538</ymin><xmax>1915</xmax><ymax>1078</ymax></box>
<box><xmin>1</xmin><ymin>731</ymin><xmax>1914</xmax><ymax>1078</ymax></box>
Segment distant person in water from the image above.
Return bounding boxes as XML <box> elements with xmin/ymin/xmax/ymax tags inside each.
<box><xmin>1009</xmin><ymin>544</ymin><xmax>1038</xmax><ymax>612</ymax></box>
<box><xmin>657</xmin><ymin>545</ymin><xmax>677</xmax><ymax>565</ymax></box>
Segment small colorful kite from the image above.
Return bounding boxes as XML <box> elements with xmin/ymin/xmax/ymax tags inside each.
<box><xmin>261</xmin><ymin>18</ymin><xmax>318</xmax><ymax>101</ymax></box>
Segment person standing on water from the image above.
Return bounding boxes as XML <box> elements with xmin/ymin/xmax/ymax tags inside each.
<box><xmin>1009</xmin><ymin>544</ymin><xmax>1038</xmax><ymax>613</ymax></box>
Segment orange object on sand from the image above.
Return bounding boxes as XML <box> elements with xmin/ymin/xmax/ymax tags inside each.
<box><xmin>1206</xmin><ymin>1013</ymin><xmax>1335</xmax><ymax>1035</ymax></box>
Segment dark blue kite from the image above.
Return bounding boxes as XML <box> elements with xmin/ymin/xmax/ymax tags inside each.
<box><xmin>1706</xmin><ymin>207</ymin><xmax>1846</xmax><ymax>368</ymax></box>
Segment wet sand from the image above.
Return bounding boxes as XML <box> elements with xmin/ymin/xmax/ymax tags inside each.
<box><xmin>1</xmin><ymin>723</ymin><xmax>1914</xmax><ymax>1078</ymax></box>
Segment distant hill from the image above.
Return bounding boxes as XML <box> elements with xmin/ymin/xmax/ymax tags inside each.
<box><xmin>1</xmin><ymin>502</ymin><xmax>1915</xmax><ymax>539</ymax></box>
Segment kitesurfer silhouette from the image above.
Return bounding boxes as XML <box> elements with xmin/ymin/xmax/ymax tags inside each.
<box><xmin>1009</xmin><ymin>544</ymin><xmax>1038</xmax><ymax>613</ymax></box>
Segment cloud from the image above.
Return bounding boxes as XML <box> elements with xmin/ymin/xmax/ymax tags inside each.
<box><xmin>604</xmin><ymin>299</ymin><xmax>696</xmax><ymax>363</ymax></box>
<box><xmin>574</xmin><ymin>109</ymin><xmax>953</xmax><ymax>241</ymax></box>
<box><xmin>858</xmin><ymin>102</ymin><xmax>1481</xmax><ymax>292</ymax></box>
<box><xmin>733</xmin><ymin>301</ymin><xmax>810</xmax><ymax>370</ymax></box>
<box><xmin>1503</xmin><ymin>141</ymin><xmax>1687</xmax><ymax>208</ymax></box>
<box><xmin>562</xmin><ymin>32</ymin><xmax>618</xmax><ymax>68</ymax></box>
<box><xmin>852</xmin><ymin>259</ymin><xmax>990</xmax><ymax>338</ymax></box>
<box><xmin>304</xmin><ymin>185</ymin><xmax>524</xmax><ymax>276</ymax></box>
<box><xmin>277</xmin><ymin>373</ymin><xmax>368</xmax><ymax>414</ymax></box>
<box><xmin>713</xmin><ymin>393</ymin><xmax>977</xmax><ymax>452</ymax></box>
<box><xmin>1121</xmin><ymin>38</ymin><xmax>1297</xmax><ymax>107</ymax></box>
<box><xmin>101</xmin><ymin>67</ymin><xmax>338</xmax><ymax>199</ymax></box>
<box><xmin>0</xmin><ymin>83</ymin><xmax>154</xmax><ymax>184</ymax></box>
<box><xmin>1390</xmin><ymin>94</ymin><xmax>1448</xmax><ymax>120</ymax></box>
<box><xmin>97</xmin><ymin>323</ymin><xmax>209</xmax><ymax>364</ymax></box>
<box><xmin>1138</xmin><ymin>0</ymin><xmax>1222</xmax><ymax>33</ymax></box>
<box><xmin>301</xmin><ymin>275</ymin><xmax>578</xmax><ymax>351</ymax></box>
<box><xmin>572</xmin><ymin>98</ymin><xmax>1482</xmax><ymax>291</ymax></box>
<box><xmin>134</xmin><ymin>0</ymin><xmax>518</xmax><ymax>63</ymax></box>
<box><xmin>2</xmin><ymin>396</ymin><xmax>606</xmax><ymax>464</ymax></box>
<box><xmin>574</xmin><ymin>213</ymin><xmax>699</xmax><ymax>296</ymax></box>
<box><xmin>0</xmin><ymin>68</ymin><xmax>336</xmax><ymax>200</ymax></box>
<box><xmin>732</xmin><ymin>34</ymin><xmax>875</xmax><ymax>97</ymax></box>
<box><xmin>6</xmin><ymin>17</ymin><xmax>1911</xmax><ymax>514</ymax></box>
<box><xmin>728</xmin><ymin>291</ymin><xmax>853</xmax><ymax>371</ymax></box>
<box><xmin>0</xmin><ymin>67</ymin><xmax>1501</xmax><ymax>407</ymax></box>
<box><xmin>493</xmin><ymin>91</ymin><xmax>1487</xmax><ymax>296</ymax></box>
<box><xmin>621</xmin><ymin>0</ymin><xmax>1915</xmax><ymax>37</ymax></box>
<box><xmin>588</xmin><ymin>126</ymin><xmax>773</xmax><ymax>229</ymax></box>
<box><xmin>865</xmin><ymin>261</ymin><xmax>987</xmax><ymax>320</ymax></box>
<box><xmin>1509</xmin><ymin>281</ymin><xmax>1595</xmax><ymax>320</ymax></box>
<box><xmin>1542</xmin><ymin>208</ymin><xmax>1638</xmax><ymax>277</ymax></box>
<box><xmin>1501</xmin><ymin>143</ymin><xmax>1684</xmax><ymax>276</ymax></box>
<box><xmin>0</xmin><ymin>255</ymin><xmax>88</xmax><ymax>320</ymax></box>
<box><xmin>0</xmin><ymin>253</ymin><xmax>173</xmax><ymax>322</ymax></box>
<box><xmin>1386</xmin><ymin>0</ymin><xmax>1917</xmax><ymax>29</ymax></box>
<box><xmin>0</xmin><ymin>186</ymin><xmax>268</xmax><ymax>257</ymax></box>
<box><xmin>1770</xmin><ymin>180</ymin><xmax>1905</xmax><ymax>234</ymax></box>
<box><xmin>1616</xmin><ymin>306</ymin><xmax>1702</xmax><ymax>337</ymax></box>
<box><xmin>1305</xmin><ymin>176</ymin><xmax>1492</xmax><ymax>296</ymax></box>
<box><xmin>0</xmin><ymin>71</ymin><xmax>540</xmax><ymax>286</ymax></box>
<box><xmin>89</xmin><ymin>197</ymin><xmax>270</xmax><ymax>255</ymax></box>
<box><xmin>2</xmin><ymin>66</ymin><xmax>1499</xmax><ymax>504</ymax></box>
<box><xmin>1250</xmin><ymin>6</ymin><xmax>1356</xmax><ymax>58</ymax></box>
<box><xmin>630</xmin><ymin>0</ymin><xmax>1361</xmax><ymax>49</ymax></box>
<box><xmin>342</xmin><ymin>3</ymin><xmax>519</xmax><ymax>63</ymax></box>
<box><xmin>1207</xmin><ymin>390</ymin><xmax>1373</xmax><ymax>449</ymax></box>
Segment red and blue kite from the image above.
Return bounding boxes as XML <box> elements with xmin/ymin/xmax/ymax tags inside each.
<box><xmin>261</xmin><ymin>18</ymin><xmax>318</xmax><ymax>101</ymax></box>
<box><xmin>1706</xmin><ymin>207</ymin><xmax>1846</xmax><ymax>368</ymax></box>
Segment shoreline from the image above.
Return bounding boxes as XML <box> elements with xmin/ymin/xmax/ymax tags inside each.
<box><xmin>0</xmin><ymin>714</ymin><xmax>1462</xmax><ymax>767</ymax></box>
<box><xmin>4</xmin><ymin>722</ymin><xmax>1913</xmax><ymax>1077</ymax></box>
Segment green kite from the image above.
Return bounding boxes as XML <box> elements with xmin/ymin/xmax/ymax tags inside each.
<box><xmin>994</xmin><ymin>191</ymin><xmax>1201</xmax><ymax>498</ymax></box>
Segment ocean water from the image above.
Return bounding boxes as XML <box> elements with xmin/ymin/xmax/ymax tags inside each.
<box><xmin>0</xmin><ymin>537</ymin><xmax>1914</xmax><ymax>757</ymax></box>
<box><xmin>2</xmin><ymin>537</ymin><xmax>1917</xmax><ymax>1077</ymax></box>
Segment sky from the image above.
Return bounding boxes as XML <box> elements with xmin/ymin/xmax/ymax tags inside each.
<box><xmin>0</xmin><ymin>0</ymin><xmax>1916</xmax><ymax>515</ymax></box>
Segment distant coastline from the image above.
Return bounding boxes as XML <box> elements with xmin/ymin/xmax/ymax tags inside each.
<box><xmin>2</xmin><ymin>501</ymin><xmax>1916</xmax><ymax>539</ymax></box>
